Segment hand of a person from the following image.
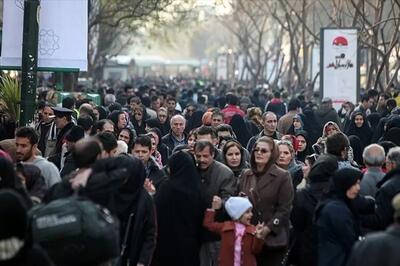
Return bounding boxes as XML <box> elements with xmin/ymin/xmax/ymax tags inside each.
<box><xmin>70</xmin><ymin>168</ymin><xmax>92</xmax><ymax>189</ymax></box>
<box><xmin>211</xmin><ymin>195</ymin><xmax>222</xmax><ymax>210</ymax></box>
<box><xmin>144</xmin><ymin>178</ymin><xmax>156</xmax><ymax>194</ymax></box>
<box><xmin>255</xmin><ymin>222</ymin><xmax>269</xmax><ymax>239</ymax></box>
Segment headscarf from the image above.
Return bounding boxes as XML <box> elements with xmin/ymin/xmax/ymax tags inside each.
<box><xmin>230</xmin><ymin>114</ymin><xmax>252</xmax><ymax>148</ymax></box>
<box><xmin>384</xmin><ymin>127</ymin><xmax>400</xmax><ymax>146</ymax></box>
<box><xmin>344</xmin><ymin>112</ymin><xmax>372</xmax><ymax>149</ymax></box>
<box><xmin>186</xmin><ymin>110</ymin><xmax>204</xmax><ymax>132</ymax></box>
<box><xmin>222</xmin><ymin>139</ymin><xmax>249</xmax><ymax>178</ymax></box>
<box><xmin>348</xmin><ymin>135</ymin><xmax>363</xmax><ymax>166</ymax></box>
<box><xmin>295</xmin><ymin>130</ymin><xmax>311</xmax><ymax>162</ymax></box>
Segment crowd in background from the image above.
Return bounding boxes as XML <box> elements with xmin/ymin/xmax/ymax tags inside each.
<box><xmin>1</xmin><ymin>78</ymin><xmax>400</xmax><ymax>266</ymax></box>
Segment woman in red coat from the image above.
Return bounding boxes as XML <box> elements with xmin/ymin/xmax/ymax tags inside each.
<box><xmin>203</xmin><ymin>196</ymin><xmax>267</xmax><ymax>266</ymax></box>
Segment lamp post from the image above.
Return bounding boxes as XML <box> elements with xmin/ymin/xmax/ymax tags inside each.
<box><xmin>20</xmin><ymin>0</ymin><xmax>40</xmax><ymax>126</ymax></box>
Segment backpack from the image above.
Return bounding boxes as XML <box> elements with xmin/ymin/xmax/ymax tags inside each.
<box><xmin>29</xmin><ymin>196</ymin><xmax>120</xmax><ymax>266</ymax></box>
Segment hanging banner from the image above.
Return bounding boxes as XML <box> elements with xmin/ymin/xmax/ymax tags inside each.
<box><xmin>1</xmin><ymin>0</ymin><xmax>88</xmax><ymax>71</ymax></box>
<box><xmin>320</xmin><ymin>28</ymin><xmax>359</xmax><ymax>109</ymax></box>
<box><xmin>216</xmin><ymin>55</ymin><xmax>228</xmax><ymax>81</ymax></box>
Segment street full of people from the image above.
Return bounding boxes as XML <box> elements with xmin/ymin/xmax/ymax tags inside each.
<box><xmin>1</xmin><ymin>81</ymin><xmax>400</xmax><ymax>266</ymax></box>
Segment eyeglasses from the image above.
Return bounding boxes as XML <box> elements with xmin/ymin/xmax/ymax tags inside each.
<box><xmin>254</xmin><ymin>148</ymin><xmax>269</xmax><ymax>154</ymax></box>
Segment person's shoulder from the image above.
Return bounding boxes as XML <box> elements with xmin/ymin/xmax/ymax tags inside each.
<box><xmin>214</xmin><ymin>161</ymin><xmax>234</xmax><ymax>174</ymax></box>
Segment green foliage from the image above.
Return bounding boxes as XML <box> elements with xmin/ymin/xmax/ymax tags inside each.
<box><xmin>0</xmin><ymin>75</ymin><xmax>21</xmax><ymax>122</ymax></box>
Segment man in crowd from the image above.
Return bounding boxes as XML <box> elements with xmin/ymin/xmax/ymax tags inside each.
<box><xmin>162</xmin><ymin>115</ymin><xmax>187</xmax><ymax>151</ymax></box>
<box><xmin>133</xmin><ymin>135</ymin><xmax>165</xmax><ymax>190</ymax></box>
<box><xmin>353</xmin><ymin>94</ymin><xmax>374</xmax><ymax>116</ymax></box>
<box><xmin>362</xmin><ymin>147</ymin><xmax>400</xmax><ymax>230</ymax></box>
<box><xmin>264</xmin><ymin>91</ymin><xmax>286</xmax><ymax>118</ymax></box>
<box><xmin>211</xmin><ymin>111</ymin><xmax>224</xmax><ymax>128</ymax></box>
<box><xmin>277</xmin><ymin>98</ymin><xmax>302</xmax><ymax>134</ymax></box>
<box><xmin>221</xmin><ymin>93</ymin><xmax>245</xmax><ymax>124</ymax></box>
<box><xmin>96</xmin><ymin>132</ymin><xmax>118</xmax><ymax>158</ymax></box>
<box><xmin>196</xmin><ymin>126</ymin><xmax>223</xmax><ymax>161</ymax></box>
<box><xmin>35</xmin><ymin>103</ymin><xmax>55</xmax><ymax>156</ymax></box>
<box><xmin>50</xmin><ymin>107</ymin><xmax>75</xmax><ymax>161</ymax></box>
<box><xmin>360</xmin><ymin>144</ymin><xmax>386</xmax><ymax>197</ymax></box>
<box><xmin>15</xmin><ymin>126</ymin><xmax>61</xmax><ymax>189</ymax></box>
<box><xmin>347</xmin><ymin>193</ymin><xmax>400</xmax><ymax>266</ymax></box>
<box><xmin>314</xmin><ymin>97</ymin><xmax>342</xmax><ymax>131</ymax></box>
<box><xmin>194</xmin><ymin>140</ymin><xmax>236</xmax><ymax>266</ymax></box>
<box><xmin>247</xmin><ymin>111</ymin><xmax>281</xmax><ymax>151</ymax></box>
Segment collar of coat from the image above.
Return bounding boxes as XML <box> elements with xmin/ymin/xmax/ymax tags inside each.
<box><xmin>221</xmin><ymin>221</ymin><xmax>257</xmax><ymax>235</ymax></box>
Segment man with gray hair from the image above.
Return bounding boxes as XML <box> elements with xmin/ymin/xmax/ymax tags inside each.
<box><xmin>362</xmin><ymin>146</ymin><xmax>400</xmax><ymax>230</ymax></box>
<box><xmin>162</xmin><ymin>114</ymin><xmax>187</xmax><ymax>152</ymax></box>
<box><xmin>360</xmin><ymin>144</ymin><xmax>386</xmax><ymax>197</ymax></box>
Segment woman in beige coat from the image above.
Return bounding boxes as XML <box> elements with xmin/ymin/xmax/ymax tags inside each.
<box><xmin>239</xmin><ymin>136</ymin><xmax>294</xmax><ymax>266</ymax></box>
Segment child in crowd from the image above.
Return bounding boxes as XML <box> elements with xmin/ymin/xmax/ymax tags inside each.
<box><xmin>203</xmin><ymin>196</ymin><xmax>268</xmax><ymax>266</ymax></box>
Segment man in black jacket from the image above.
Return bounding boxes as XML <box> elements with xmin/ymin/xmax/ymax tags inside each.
<box><xmin>362</xmin><ymin>147</ymin><xmax>400</xmax><ymax>230</ymax></box>
<box><xmin>347</xmin><ymin>193</ymin><xmax>400</xmax><ymax>266</ymax></box>
<box><xmin>162</xmin><ymin>115</ymin><xmax>187</xmax><ymax>152</ymax></box>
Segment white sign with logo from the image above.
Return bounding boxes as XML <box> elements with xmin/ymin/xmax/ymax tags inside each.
<box><xmin>321</xmin><ymin>28</ymin><xmax>358</xmax><ymax>109</ymax></box>
<box><xmin>216</xmin><ymin>55</ymin><xmax>228</xmax><ymax>81</ymax></box>
<box><xmin>1</xmin><ymin>0</ymin><xmax>88</xmax><ymax>71</ymax></box>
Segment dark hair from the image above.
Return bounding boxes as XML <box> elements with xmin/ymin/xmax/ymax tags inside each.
<box><xmin>124</xmin><ymin>85</ymin><xmax>134</xmax><ymax>93</ymax></box>
<box><xmin>326</xmin><ymin>132</ymin><xmax>350</xmax><ymax>156</ymax></box>
<box><xmin>119</xmin><ymin>127</ymin><xmax>135</xmax><ymax>151</ymax></box>
<box><xmin>128</xmin><ymin>96</ymin><xmax>141</xmax><ymax>105</ymax></box>
<box><xmin>72</xmin><ymin>138</ymin><xmax>102</xmax><ymax>168</ymax></box>
<box><xmin>197</xmin><ymin>126</ymin><xmax>218</xmax><ymax>139</ymax></box>
<box><xmin>216</xmin><ymin>124</ymin><xmax>234</xmax><ymax>136</ymax></box>
<box><xmin>361</xmin><ymin>94</ymin><xmax>370</xmax><ymax>102</ymax></box>
<box><xmin>15</xmin><ymin>127</ymin><xmax>39</xmax><ymax>145</ymax></box>
<box><xmin>387</xmin><ymin>99</ymin><xmax>397</xmax><ymax>110</ymax></box>
<box><xmin>91</xmin><ymin>119</ymin><xmax>115</xmax><ymax>135</ymax></box>
<box><xmin>273</xmin><ymin>91</ymin><xmax>281</xmax><ymax>98</ymax></box>
<box><xmin>62</xmin><ymin>96</ymin><xmax>75</xmax><ymax>109</ymax></box>
<box><xmin>288</xmin><ymin>98</ymin><xmax>301</xmax><ymax>111</ymax></box>
<box><xmin>151</xmin><ymin>96</ymin><xmax>159</xmax><ymax>103</ymax></box>
<box><xmin>134</xmin><ymin>135</ymin><xmax>152</xmax><ymax>150</ymax></box>
<box><xmin>96</xmin><ymin>132</ymin><xmax>118</xmax><ymax>153</ymax></box>
<box><xmin>108</xmin><ymin>102</ymin><xmax>122</xmax><ymax>112</ymax></box>
<box><xmin>223</xmin><ymin>139</ymin><xmax>243</xmax><ymax>161</ymax></box>
<box><xmin>77</xmin><ymin>115</ymin><xmax>94</xmax><ymax>131</ymax></box>
<box><xmin>226</xmin><ymin>93</ymin><xmax>239</xmax><ymax>105</ymax></box>
<box><xmin>194</xmin><ymin>140</ymin><xmax>215</xmax><ymax>155</ymax></box>
<box><xmin>148</xmin><ymin>128</ymin><xmax>162</xmax><ymax>148</ymax></box>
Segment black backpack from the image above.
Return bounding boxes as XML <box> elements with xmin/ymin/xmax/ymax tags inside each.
<box><xmin>29</xmin><ymin>196</ymin><xmax>120</xmax><ymax>266</ymax></box>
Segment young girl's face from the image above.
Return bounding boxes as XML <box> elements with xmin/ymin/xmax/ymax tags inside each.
<box><xmin>293</xmin><ymin>118</ymin><xmax>301</xmax><ymax>129</ymax></box>
<box><xmin>239</xmin><ymin>208</ymin><xmax>253</xmax><ymax>225</ymax></box>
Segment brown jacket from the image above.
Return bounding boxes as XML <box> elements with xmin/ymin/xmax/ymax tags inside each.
<box><xmin>203</xmin><ymin>210</ymin><xmax>264</xmax><ymax>266</ymax></box>
<box><xmin>239</xmin><ymin>164</ymin><xmax>294</xmax><ymax>246</ymax></box>
<box><xmin>277</xmin><ymin>110</ymin><xmax>297</xmax><ymax>135</ymax></box>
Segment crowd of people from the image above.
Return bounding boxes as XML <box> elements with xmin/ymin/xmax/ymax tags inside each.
<box><xmin>1</xmin><ymin>80</ymin><xmax>400</xmax><ymax>266</ymax></box>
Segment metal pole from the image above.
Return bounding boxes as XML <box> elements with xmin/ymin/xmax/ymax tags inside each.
<box><xmin>20</xmin><ymin>0</ymin><xmax>40</xmax><ymax>126</ymax></box>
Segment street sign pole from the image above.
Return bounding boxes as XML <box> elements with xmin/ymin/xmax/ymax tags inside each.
<box><xmin>20</xmin><ymin>0</ymin><xmax>40</xmax><ymax>126</ymax></box>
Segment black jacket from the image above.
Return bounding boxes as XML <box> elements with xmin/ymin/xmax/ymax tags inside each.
<box><xmin>161</xmin><ymin>132</ymin><xmax>187</xmax><ymax>153</ymax></box>
<box><xmin>315</xmin><ymin>198</ymin><xmax>359</xmax><ymax>266</ymax></box>
<box><xmin>362</xmin><ymin>167</ymin><xmax>400</xmax><ymax>230</ymax></box>
<box><xmin>347</xmin><ymin>224</ymin><xmax>400</xmax><ymax>266</ymax></box>
<box><xmin>290</xmin><ymin>182</ymin><xmax>329</xmax><ymax>266</ymax></box>
<box><xmin>314</xmin><ymin>107</ymin><xmax>341</xmax><ymax>131</ymax></box>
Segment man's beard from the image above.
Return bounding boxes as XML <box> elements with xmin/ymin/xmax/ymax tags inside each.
<box><xmin>16</xmin><ymin>149</ymin><xmax>33</xmax><ymax>162</ymax></box>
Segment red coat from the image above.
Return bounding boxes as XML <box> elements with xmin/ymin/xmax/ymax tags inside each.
<box><xmin>203</xmin><ymin>210</ymin><xmax>264</xmax><ymax>266</ymax></box>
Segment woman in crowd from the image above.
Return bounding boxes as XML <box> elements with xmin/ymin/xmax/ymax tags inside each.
<box><xmin>344</xmin><ymin>112</ymin><xmax>372</xmax><ymax>150</ymax></box>
<box><xmin>295</xmin><ymin>130</ymin><xmax>311</xmax><ymax>163</ymax></box>
<box><xmin>108</xmin><ymin>110</ymin><xmax>129</xmax><ymax>135</ymax></box>
<box><xmin>315</xmin><ymin>168</ymin><xmax>362</xmax><ymax>266</ymax></box>
<box><xmin>152</xmin><ymin>151</ymin><xmax>205</xmax><ymax>266</ymax></box>
<box><xmin>246</xmin><ymin>107</ymin><xmax>263</xmax><ymax>136</ymax></box>
<box><xmin>312</xmin><ymin>121</ymin><xmax>341</xmax><ymax>155</ymax></box>
<box><xmin>288</xmin><ymin>114</ymin><xmax>304</xmax><ymax>135</ymax></box>
<box><xmin>0</xmin><ymin>158</ymin><xmax>31</xmax><ymax>207</ymax></box>
<box><xmin>148</xmin><ymin>128</ymin><xmax>170</xmax><ymax>165</ymax></box>
<box><xmin>118</xmin><ymin>127</ymin><xmax>136</xmax><ymax>153</ymax></box>
<box><xmin>222</xmin><ymin>140</ymin><xmax>249</xmax><ymax>183</ymax></box>
<box><xmin>277</xmin><ymin>140</ymin><xmax>304</xmax><ymax>189</ymax></box>
<box><xmin>0</xmin><ymin>190</ymin><xmax>53</xmax><ymax>266</ymax></box>
<box><xmin>187</xmin><ymin>129</ymin><xmax>198</xmax><ymax>155</ymax></box>
<box><xmin>239</xmin><ymin>136</ymin><xmax>294</xmax><ymax>266</ymax></box>
<box><xmin>131</xmin><ymin>105</ymin><xmax>148</xmax><ymax>135</ymax></box>
<box><xmin>230</xmin><ymin>114</ymin><xmax>252</xmax><ymax>148</ymax></box>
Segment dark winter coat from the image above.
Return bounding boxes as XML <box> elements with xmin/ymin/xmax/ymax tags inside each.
<box><xmin>362</xmin><ymin>166</ymin><xmax>400</xmax><ymax>230</ymax></box>
<box><xmin>315</xmin><ymin>198</ymin><xmax>359</xmax><ymax>266</ymax></box>
<box><xmin>347</xmin><ymin>224</ymin><xmax>400</xmax><ymax>266</ymax></box>
<box><xmin>314</xmin><ymin>106</ymin><xmax>341</xmax><ymax>131</ymax></box>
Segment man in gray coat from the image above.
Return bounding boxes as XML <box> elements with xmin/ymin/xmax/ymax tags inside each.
<box><xmin>194</xmin><ymin>140</ymin><xmax>236</xmax><ymax>266</ymax></box>
<box><xmin>360</xmin><ymin>144</ymin><xmax>386</xmax><ymax>197</ymax></box>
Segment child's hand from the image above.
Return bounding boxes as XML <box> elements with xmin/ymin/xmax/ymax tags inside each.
<box><xmin>255</xmin><ymin>222</ymin><xmax>269</xmax><ymax>239</ymax></box>
<box><xmin>144</xmin><ymin>178</ymin><xmax>156</xmax><ymax>194</ymax></box>
<box><xmin>211</xmin><ymin>196</ymin><xmax>222</xmax><ymax>210</ymax></box>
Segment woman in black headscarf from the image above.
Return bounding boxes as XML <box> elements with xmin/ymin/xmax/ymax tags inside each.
<box><xmin>315</xmin><ymin>168</ymin><xmax>362</xmax><ymax>266</ymax></box>
<box><xmin>0</xmin><ymin>190</ymin><xmax>52</xmax><ymax>266</ymax></box>
<box><xmin>295</xmin><ymin>130</ymin><xmax>311</xmax><ymax>163</ymax></box>
<box><xmin>0</xmin><ymin>158</ymin><xmax>31</xmax><ymax>208</ymax></box>
<box><xmin>131</xmin><ymin>105</ymin><xmax>148</xmax><ymax>135</ymax></box>
<box><xmin>186</xmin><ymin>110</ymin><xmax>204</xmax><ymax>133</ymax></box>
<box><xmin>230</xmin><ymin>114</ymin><xmax>252</xmax><ymax>147</ymax></box>
<box><xmin>148</xmin><ymin>127</ymin><xmax>170</xmax><ymax>165</ymax></box>
<box><xmin>152</xmin><ymin>151</ymin><xmax>205</xmax><ymax>266</ymax></box>
<box><xmin>88</xmin><ymin>155</ymin><xmax>156</xmax><ymax>266</ymax></box>
<box><xmin>344</xmin><ymin>112</ymin><xmax>372</xmax><ymax>149</ymax></box>
<box><xmin>348</xmin><ymin>135</ymin><xmax>363</xmax><ymax>167</ymax></box>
